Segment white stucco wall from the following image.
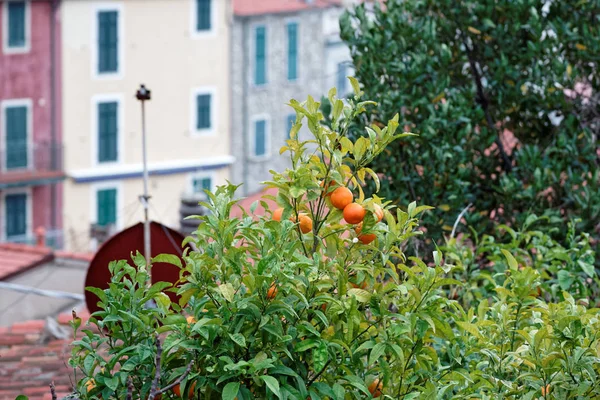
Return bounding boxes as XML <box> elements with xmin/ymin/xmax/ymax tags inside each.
<box><xmin>61</xmin><ymin>0</ymin><xmax>232</xmax><ymax>250</ymax></box>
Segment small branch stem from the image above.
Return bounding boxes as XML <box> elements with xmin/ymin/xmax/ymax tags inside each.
<box><xmin>49</xmin><ymin>382</ymin><xmax>57</xmax><ymax>400</ymax></box>
<box><xmin>148</xmin><ymin>334</ymin><xmax>163</xmax><ymax>400</ymax></box>
<box><xmin>450</xmin><ymin>203</ymin><xmax>473</xmax><ymax>238</ymax></box>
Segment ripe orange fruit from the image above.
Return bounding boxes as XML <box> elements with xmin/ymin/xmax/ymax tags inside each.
<box><xmin>298</xmin><ymin>213</ymin><xmax>313</xmax><ymax>234</ymax></box>
<box><xmin>186</xmin><ymin>316</ymin><xmax>196</xmax><ymax>324</ymax></box>
<box><xmin>541</xmin><ymin>384</ymin><xmax>550</xmax><ymax>396</ymax></box>
<box><xmin>173</xmin><ymin>381</ymin><xmax>196</xmax><ymax>398</ymax></box>
<box><xmin>373</xmin><ymin>204</ymin><xmax>384</xmax><ymax>222</ymax></box>
<box><xmin>350</xmin><ymin>281</ymin><xmax>368</xmax><ymax>290</ymax></box>
<box><xmin>343</xmin><ymin>203</ymin><xmax>366</xmax><ymax>224</ymax></box>
<box><xmin>330</xmin><ymin>187</ymin><xmax>353</xmax><ymax>210</ymax></box>
<box><xmin>355</xmin><ymin>223</ymin><xmax>376</xmax><ymax>244</ymax></box>
<box><xmin>273</xmin><ymin>208</ymin><xmax>284</xmax><ymax>221</ymax></box>
<box><xmin>86</xmin><ymin>379</ymin><xmax>95</xmax><ymax>392</ymax></box>
<box><xmin>368</xmin><ymin>378</ymin><xmax>383</xmax><ymax>397</ymax></box>
<box><xmin>267</xmin><ymin>283</ymin><xmax>278</xmax><ymax>300</ymax></box>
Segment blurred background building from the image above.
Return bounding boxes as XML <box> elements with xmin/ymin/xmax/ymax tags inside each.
<box><xmin>0</xmin><ymin>0</ymin><xmax>354</xmax><ymax>252</ymax></box>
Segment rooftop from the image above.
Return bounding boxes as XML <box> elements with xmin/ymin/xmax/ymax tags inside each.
<box><xmin>0</xmin><ymin>310</ymin><xmax>90</xmax><ymax>400</ymax></box>
<box><xmin>233</xmin><ymin>0</ymin><xmax>341</xmax><ymax>16</ymax></box>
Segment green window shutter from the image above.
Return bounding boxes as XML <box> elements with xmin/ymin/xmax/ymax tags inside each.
<box><xmin>255</xmin><ymin>26</ymin><xmax>266</xmax><ymax>85</ymax></box>
<box><xmin>287</xmin><ymin>23</ymin><xmax>298</xmax><ymax>81</ymax></box>
<box><xmin>254</xmin><ymin>120</ymin><xmax>267</xmax><ymax>157</ymax></box>
<box><xmin>286</xmin><ymin>114</ymin><xmax>295</xmax><ymax>139</ymax></box>
<box><xmin>98</xmin><ymin>11</ymin><xmax>118</xmax><ymax>73</ymax></box>
<box><xmin>7</xmin><ymin>1</ymin><xmax>26</xmax><ymax>48</ymax></box>
<box><xmin>196</xmin><ymin>0</ymin><xmax>211</xmax><ymax>31</ymax></box>
<box><xmin>193</xmin><ymin>177</ymin><xmax>212</xmax><ymax>193</ymax></box>
<box><xmin>5</xmin><ymin>105</ymin><xmax>28</xmax><ymax>170</ymax></box>
<box><xmin>5</xmin><ymin>193</ymin><xmax>27</xmax><ymax>238</ymax></box>
<box><xmin>196</xmin><ymin>94</ymin><xmax>211</xmax><ymax>130</ymax></box>
<box><xmin>337</xmin><ymin>63</ymin><xmax>347</xmax><ymax>94</ymax></box>
<box><xmin>98</xmin><ymin>102</ymin><xmax>118</xmax><ymax>163</ymax></box>
<box><xmin>97</xmin><ymin>188</ymin><xmax>117</xmax><ymax>227</ymax></box>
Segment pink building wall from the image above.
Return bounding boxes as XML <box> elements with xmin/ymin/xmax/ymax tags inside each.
<box><xmin>0</xmin><ymin>0</ymin><xmax>63</xmax><ymax>242</ymax></box>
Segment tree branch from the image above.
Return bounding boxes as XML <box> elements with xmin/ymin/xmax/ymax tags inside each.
<box><xmin>49</xmin><ymin>382</ymin><xmax>57</xmax><ymax>400</ymax></box>
<box><xmin>461</xmin><ymin>33</ymin><xmax>512</xmax><ymax>172</ymax></box>
<box><xmin>155</xmin><ymin>360</ymin><xmax>194</xmax><ymax>395</ymax></box>
<box><xmin>148</xmin><ymin>334</ymin><xmax>163</xmax><ymax>400</ymax></box>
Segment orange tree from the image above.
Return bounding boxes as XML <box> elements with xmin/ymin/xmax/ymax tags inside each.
<box><xmin>64</xmin><ymin>83</ymin><xmax>600</xmax><ymax>400</ymax></box>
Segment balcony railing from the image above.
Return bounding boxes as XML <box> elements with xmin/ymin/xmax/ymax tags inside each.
<box><xmin>0</xmin><ymin>141</ymin><xmax>64</xmax><ymax>186</ymax></box>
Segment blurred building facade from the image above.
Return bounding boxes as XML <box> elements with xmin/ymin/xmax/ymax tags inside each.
<box><xmin>230</xmin><ymin>0</ymin><xmax>352</xmax><ymax>196</ymax></box>
<box><xmin>0</xmin><ymin>0</ymin><xmax>64</xmax><ymax>248</ymax></box>
<box><xmin>60</xmin><ymin>0</ymin><xmax>233</xmax><ymax>251</ymax></box>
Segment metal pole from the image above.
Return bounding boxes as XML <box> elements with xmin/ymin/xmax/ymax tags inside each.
<box><xmin>136</xmin><ymin>85</ymin><xmax>152</xmax><ymax>273</ymax></box>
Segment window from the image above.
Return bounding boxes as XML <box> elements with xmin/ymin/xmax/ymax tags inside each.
<box><xmin>253</xmin><ymin>119</ymin><xmax>269</xmax><ymax>158</ymax></box>
<box><xmin>196</xmin><ymin>0</ymin><xmax>211</xmax><ymax>31</ymax></box>
<box><xmin>255</xmin><ymin>26</ymin><xmax>266</xmax><ymax>85</ymax></box>
<box><xmin>3</xmin><ymin>104</ymin><xmax>29</xmax><ymax>170</ymax></box>
<box><xmin>5</xmin><ymin>193</ymin><xmax>27</xmax><ymax>239</ymax></box>
<box><xmin>97</xmin><ymin>188</ymin><xmax>117</xmax><ymax>227</ymax></box>
<box><xmin>6</xmin><ymin>1</ymin><xmax>27</xmax><ymax>50</ymax></box>
<box><xmin>192</xmin><ymin>176</ymin><xmax>212</xmax><ymax>193</ymax></box>
<box><xmin>97</xmin><ymin>10</ymin><xmax>119</xmax><ymax>74</ymax></box>
<box><xmin>287</xmin><ymin>22</ymin><xmax>298</xmax><ymax>81</ymax></box>
<box><xmin>286</xmin><ymin>114</ymin><xmax>295</xmax><ymax>139</ymax></box>
<box><xmin>337</xmin><ymin>63</ymin><xmax>347</xmax><ymax>95</ymax></box>
<box><xmin>97</xmin><ymin>101</ymin><xmax>118</xmax><ymax>163</ymax></box>
<box><xmin>196</xmin><ymin>94</ymin><xmax>211</xmax><ymax>130</ymax></box>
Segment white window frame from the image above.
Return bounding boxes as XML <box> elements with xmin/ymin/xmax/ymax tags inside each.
<box><xmin>91</xmin><ymin>3</ymin><xmax>125</xmax><ymax>80</ymax></box>
<box><xmin>0</xmin><ymin>187</ymin><xmax>33</xmax><ymax>242</ymax></box>
<box><xmin>190</xmin><ymin>86</ymin><xmax>217</xmax><ymax>137</ymax></box>
<box><xmin>249</xmin><ymin>114</ymin><xmax>271</xmax><ymax>161</ymax></box>
<box><xmin>2</xmin><ymin>0</ymin><xmax>31</xmax><ymax>54</ymax></box>
<box><xmin>190</xmin><ymin>0</ymin><xmax>217</xmax><ymax>38</ymax></box>
<box><xmin>91</xmin><ymin>93</ymin><xmax>124</xmax><ymax>167</ymax></box>
<box><xmin>187</xmin><ymin>170</ymin><xmax>216</xmax><ymax>195</ymax></box>
<box><xmin>252</xmin><ymin>24</ymin><xmax>268</xmax><ymax>87</ymax></box>
<box><xmin>285</xmin><ymin>18</ymin><xmax>300</xmax><ymax>82</ymax></box>
<box><xmin>0</xmin><ymin>98</ymin><xmax>33</xmax><ymax>171</ymax></box>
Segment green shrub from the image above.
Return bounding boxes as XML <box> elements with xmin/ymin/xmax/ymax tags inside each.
<box><xmin>340</xmin><ymin>0</ymin><xmax>600</xmax><ymax>260</ymax></box>
<box><xmin>63</xmin><ymin>87</ymin><xmax>600</xmax><ymax>400</ymax></box>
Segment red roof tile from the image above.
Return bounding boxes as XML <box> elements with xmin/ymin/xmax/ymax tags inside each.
<box><xmin>0</xmin><ymin>311</ymin><xmax>93</xmax><ymax>400</ymax></box>
<box><xmin>0</xmin><ymin>243</ymin><xmax>54</xmax><ymax>281</ymax></box>
<box><xmin>233</xmin><ymin>0</ymin><xmax>341</xmax><ymax>16</ymax></box>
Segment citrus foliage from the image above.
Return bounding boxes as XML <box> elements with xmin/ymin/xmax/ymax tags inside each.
<box><xmin>340</xmin><ymin>0</ymin><xmax>600</xmax><ymax>257</ymax></box>
<box><xmin>67</xmin><ymin>87</ymin><xmax>600</xmax><ymax>400</ymax></box>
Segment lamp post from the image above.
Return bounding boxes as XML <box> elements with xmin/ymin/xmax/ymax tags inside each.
<box><xmin>136</xmin><ymin>84</ymin><xmax>152</xmax><ymax>273</ymax></box>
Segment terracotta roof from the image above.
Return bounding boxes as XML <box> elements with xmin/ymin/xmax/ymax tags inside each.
<box><xmin>0</xmin><ymin>309</ymin><xmax>91</xmax><ymax>400</ymax></box>
<box><xmin>0</xmin><ymin>244</ymin><xmax>54</xmax><ymax>281</ymax></box>
<box><xmin>233</xmin><ymin>0</ymin><xmax>341</xmax><ymax>16</ymax></box>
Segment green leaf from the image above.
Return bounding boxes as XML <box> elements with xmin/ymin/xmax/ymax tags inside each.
<box><xmin>219</xmin><ymin>283</ymin><xmax>235</xmax><ymax>302</ymax></box>
<box><xmin>313</xmin><ymin>341</ymin><xmax>329</xmax><ymax>372</ymax></box>
<box><xmin>347</xmin><ymin>288</ymin><xmax>371</xmax><ymax>303</ymax></box>
<box><xmin>457</xmin><ymin>321</ymin><xmax>483</xmax><ymax>339</ymax></box>
<box><xmin>15</xmin><ymin>396</ymin><xmax>29</xmax><ymax>400</ymax></box>
<box><xmin>348</xmin><ymin>76</ymin><xmax>361</xmax><ymax>96</ymax></box>
<box><xmin>155</xmin><ymin>292</ymin><xmax>171</xmax><ymax>313</ymax></box>
<box><xmin>369</xmin><ymin>342</ymin><xmax>386</xmax><ymax>366</ymax></box>
<box><xmin>86</xmin><ymin>286</ymin><xmax>108</xmax><ymax>304</ymax></box>
<box><xmin>151</xmin><ymin>253</ymin><xmax>182</xmax><ymax>268</ymax></box>
<box><xmin>501</xmin><ymin>249</ymin><xmax>518</xmax><ymax>270</ymax></box>
<box><xmin>260</xmin><ymin>375</ymin><xmax>281</xmax><ymax>399</ymax></box>
<box><xmin>229</xmin><ymin>333</ymin><xmax>247</xmax><ymax>348</ymax></box>
<box><xmin>222</xmin><ymin>382</ymin><xmax>240</xmax><ymax>400</ymax></box>
<box><xmin>578</xmin><ymin>259</ymin><xmax>596</xmax><ymax>278</ymax></box>
<box><xmin>557</xmin><ymin>270</ymin><xmax>574</xmax><ymax>290</ymax></box>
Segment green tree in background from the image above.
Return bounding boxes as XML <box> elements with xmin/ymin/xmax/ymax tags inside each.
<box><xmin>340</xmin><ymin>0</ymin><xmax>600</xmax><ymax>254</ymax></box>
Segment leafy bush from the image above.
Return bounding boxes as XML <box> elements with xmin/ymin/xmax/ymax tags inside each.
<box><xmin>61</xmin><ymin>86</ymin><xmax>600</xmax><ymax>400</ymax></box>
<box><xmin>340</xmin><ymin>0</ymin><xmax>600</xmax><ymax>257</ymax></box>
